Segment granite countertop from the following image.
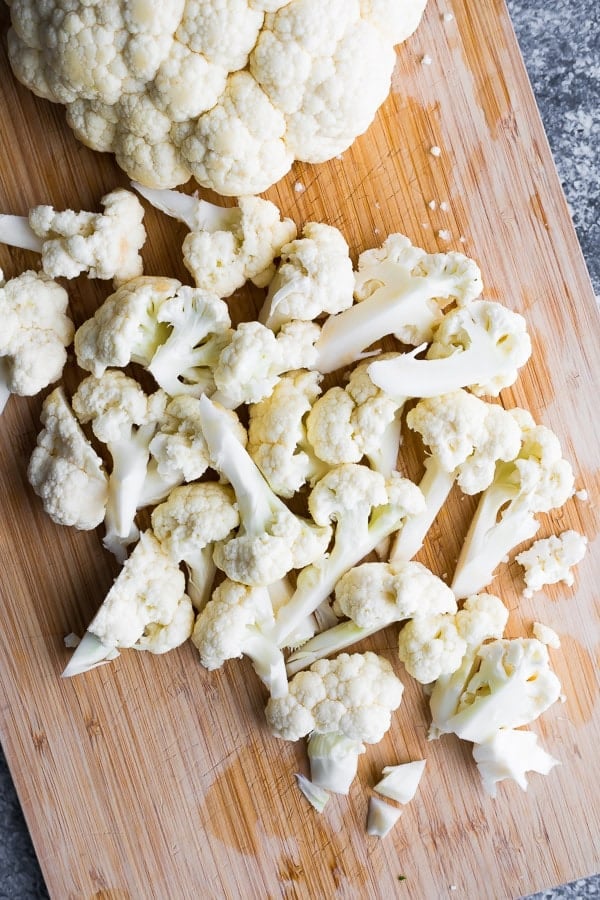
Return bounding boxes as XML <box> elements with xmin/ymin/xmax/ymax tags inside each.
<box><xmin>0</xmin><ymin>1</ymin><xmax>598</xmax><ymax>897</ymax></box>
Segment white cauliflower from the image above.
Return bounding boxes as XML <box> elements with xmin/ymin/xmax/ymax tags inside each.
<box><xmin>368</xmin><ymin>300</ymin><xmax>532</xmax><ymax>401</ymax></box>
<box><xmin>516</xmin><ymin>530</ymin><xmax>588</xmax><ymax>598</ymax></box>
<box><xmin>313</xmin><ymin>234</ymin><xmax>482</xmax><ymax>374</ymax></box>
<box><xmin>266</xmin><ymin>651</ymin><xmax>404</xmax><ymax>793</ymax></box>
<box><xmin>247</xmin><ymin>369</ymin><xmax>327</xmax><ymax>498</ymax></box>
<box><xmin>133</xmin><ymin>185</ymin><xmax>296</xmax><ymax>295</ymax></box>
<box><xmin>451</xmin><ymin>411</ymin><xmax>575</xmax><ymax>598</ymax></box>
<box><xmin>286</xmin><ymin>560</ymin><xmax>456</xmax><ymax>674</ymax></box>
<box><xmin>472</xmin><ymin>730</ymin><xmax>559</xmax><ymax>798</ymax></box>
<box><xmin>0</xmin><ymin>189</ymin><xmax>146</xmax><ymax>284</ymax></box>
<box><xmin>151</xmin><ymin>482</ymin><xmax>240</xmax><ymax>610</ymax></box>
<box><xmin>192</xmin><ymin>578</ymin><xmax>287</xmax><ymax>698</ymax></box>
<box><xmin>259</xmin><ymin>222</ymin><xmax>354</xmax><ymax>331</ymax></box>
<box><xmin>62</xmin><ymin>531</ymin><xmax>194</xmax><ymax>676</ymax></box>
<box><xmin>7</xmin><ymin>1</ymin><xmax>428</xmax><ymax>194</ymax></box>
<box><xmin>273</xmin><ymin>465</ymin><xmax>425</xmax><ymax>648</ymax></box>
<box><xmin>27</xmin><ymin>387</ymin><xmax>108</xmax><ymax>530</ymax></box>
<box><xmin>306</xmin><ymin>356</ymin><xmax>405</xmax><ymax>475</ymax></box>
<box><xmin>198</xmin><ymin>395</ymin><xmax>331</xmax><ymax>587</ymax></box>
<box><xmin>213</xmin><ymin>320</ymin><xmax>320</xmax><ymax>408</ymax></box>
<box><xmin>397</xmin><ymin>613</ymin><xmax>467</xmax><ymax>685</ymax></box>
<box><xmin>390</xmin><ymin>390</ymin><xmax>522</xmax><ymax>563</ymax></box>
<box><xmin>0</xmin><ymin>269</ymin><xmax>73</xmax><ymax>413</ymax></box>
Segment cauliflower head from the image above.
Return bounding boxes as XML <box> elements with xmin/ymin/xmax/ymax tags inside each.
<box><xmin>8</xmin><ymin>0</ymin><xmax>427</xmax><ymax>194</ymax></box>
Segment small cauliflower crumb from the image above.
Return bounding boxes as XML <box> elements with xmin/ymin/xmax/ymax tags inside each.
<box><xmin>440</xmin><ymin>201</ymin><xmax>449</xmax><ymax>212</ymax></box>
<box><xmin>428</xmin><ymin>200</ymin><xmax>437</xmax><ymax>210</ymax></box>
<box><xmin>516</xmin><ymin>530</ymin><xmax>588</xmax><ymax>597</ymax></box>
<box><xmin>430</xmin><ymin>145</ymin><xmax>442</xmax><ymax>157</ymax></box>
<box><xmin>443</xmin><ymin>12</ymin><xmax>455</xmax><ymax>22</ymax></box>
<box><xmin>64</xmin><ymin>632</ymin><xmax>81</xmax><ymax>649</ymax></box>
<box><xmin>437</xmin><ymin>229</ymin><xmax>451</xmax><ymax>241</ymax></box>
<box><xmin>294</xmin><ymin>182</ymin><xmax>306</xmax><ymax>194</ymax></box>
<box><xmin>575</xmin><ymin>489</ymin><xmax>588</xmax><ymax>501</ymax></box>
<box><xmin>421</xmin><ymin>54</ymin><xmax>433</xmax><ymax>66</ymax></box>
<box><xmin>532</xmin><ymin>622</ymin><xmax>561</xmax><ymax>649</ymax></box>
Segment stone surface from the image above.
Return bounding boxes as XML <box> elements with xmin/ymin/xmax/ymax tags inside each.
<box><xmin>0</xmin><ymin>0</ymin><xmax>597</xmax><ymax>896</ymax></box>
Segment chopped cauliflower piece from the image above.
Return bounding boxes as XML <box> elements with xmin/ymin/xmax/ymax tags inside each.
<box><xmin>374</xmin><ymin>760</ymin><xmax>426</xmax><ymax>804</ymax></box>
<box><xmin>295</xmin><ymin>773</ymin><xmax>329</xmax><ymax>813</ymax></box>
<box><xmin>366</xmin><ymin>796</ymin><xmax>402</xmax><ymax>837</ymax></box>
<box><xmin>516</xmin><ymin>530</ymin><xmax>588</xmax><ymax>597</ymax></box>
<box><xmin>28</xmin><ymin>387</ymin><xmax>108</xmax><ymax>530</ymax></box>
<box><xmin>472</xmin><ymin>729</ymin><xmax>559</xmax><ymax>797</ymax></box>
<box><xmin>532</xmin><ymin>622</ymin><xmax>561</xmax><ymax>649</ymax></box>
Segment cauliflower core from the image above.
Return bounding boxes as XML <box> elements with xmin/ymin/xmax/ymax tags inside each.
<box><xmin>7</xmin><ymin>0</ymin><xmax>428</xmax><ymax>194</ymax></box>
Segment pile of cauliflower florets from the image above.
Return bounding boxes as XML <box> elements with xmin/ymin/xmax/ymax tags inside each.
<box><xmin>0</xmin><ymin>185</ymin><xmax>588</xmax><ymax>831</ymax></box>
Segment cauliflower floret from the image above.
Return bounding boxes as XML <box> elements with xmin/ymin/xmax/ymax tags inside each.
<box><xmin>368</xmin><ymin>300</ymin><xmax>532</xmax><ymax>401</ymax></box>
<box><xmin>397</xmin><ymin>614</ymin><xmax>467</xmax><ymax>684</ymax></box>
<box><xmin>306</xmin><ymin>356</ymin><xmax>404</xmax><ymax>473</ymax></box>
<box><xmin>313</xmin><ymin>233</ymin><xmax>482</xmax><ymax>374</ymax></box>
<box><xmin>266</xmin><ymin>651</ymin><xmax>403</xmax><ymax>793</ymax></box>
<box><xmin>24</xmin><ymin>188</ymin><xmax>146</xmax><ymax>284</ymax></box>
<box><xmin>247</xmin><ymin>369</ymin><xmax>327</xmax><ymax>498</ymax></box>
<box><xmin>0</xmin><ymin>269</ymin><xmax>73</xmax><ymax>413</ymax></box>
<box><xmin>62</xmin><ymin>531</ymin><xmax>194</xmax><ymax>676</ymax></box>
<box><xmin>516</xmin><ymin>530</ymin><xmax>588</xmax><ymax>598</ymax></box>
<box><xmin>151</xmin><ymin>482</ymin><xmax>240</xmax><ymax>610</ymax></box>
<box><xmin>27</xmin><ymin>387</ymin><xmax>108</xmax><ymax>530</ymax></box>
<box><xmin>287</xmin><ymin>560</ymin><xmax>456</xmax><ymax>674</ymax></box>
<box><xmin>213</xmin><ymin>320</ymin><xmax>320</xmax><ymax>408</ymax></box>
<box><xmin>133</xmin><ymin>184</ymin><xmax>297</xmax><ymax>296</ymax></box>
<box><xmin>259</xmin><ymin>222</ymin><xmax>354</xmax><ymax>331</ymax></box>
<box><xmin>192</xmin><ymin>578</ymin><xmax>287</xmax><ymax>697</ymax></box>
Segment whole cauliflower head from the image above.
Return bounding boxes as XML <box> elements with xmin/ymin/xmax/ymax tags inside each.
<box><xmin>7</xmin><ymin>0</ymin><xmax>427</xmax><ymax>194</ymax></box>
<box><xmin>266</xmin><ymin>651</ymin><xmax>403</xmax><ymax>742</ymax></box>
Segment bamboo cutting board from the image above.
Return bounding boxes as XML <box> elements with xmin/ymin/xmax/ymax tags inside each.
<box><xmin>0</xmin><ymin>1</ymin><xmax>598</xmax><ymax>898</ymax></box>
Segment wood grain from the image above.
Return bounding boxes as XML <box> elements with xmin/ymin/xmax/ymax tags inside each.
<box><xmin>0</xmin><ymin>1</ymin><xmax>599</xmax><ymax>898</ymax></box>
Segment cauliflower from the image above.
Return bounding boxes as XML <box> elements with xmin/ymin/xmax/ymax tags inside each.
<box><xmin>7</xmin><ymin>1</ymin><xmax>428</xmax><ymax>194</ymax></box>
<box><xmin>72</xmin><ymin>371</ymin><xmax>171</xmax><ymax>561</ymax></box>
<box><xmin>306</xmin><ymin>356</ymin><xmax>405</xmax><ymax>476</ymax></box>
<box><xmin>212</xmin><ymin>320</ymin><xmax>320</xmax><ymax>408</ymax></box>
<box><xmin>366</xmin><ymin>796</ymin><xmax>403</xmax><ymax>837</ymax></box>
<box><xmin>451</xmin><ymin>411</ymin><xmax>575</xmax><ymax>598</ymax></box>
<box><xmin>258</xmin><ymin>222</ymin><xmax>354</xmax><ymax>331</ymax></box>
<box><xmin>151</xmin><ymin>482</ymin><xmax>240</xmax><ymax>610</ymax></box>
<box><xmin>133</xmin><ymin>184</ymin><xmax>296</xmax><ymax>295</ymax></box>
<box><xmin>368</xmin><ymin>300</ymin><xmax>532</xmax><ymax>401</ymax></box>
<box><xmin>397</xmin><ymin>614</ymin><xmax>467</xmax><ymax>684</ymax></box>
<box><xmin>0</xmin><ymin>268</ymin><xmax>73</xmax><ymax>413</ymax></box>
<box><xmin>198</xmin><ymin>395</ymin><xmax>332</xmax><ymax>587</ymax></box>
<box><xmin>0</xmin><ymin>189</ymin><xmax>146</xmax><ymax>284</ymax></box>
<box><xmin>75</xmin><ymin>276</ymin><xmax>231</xmax><ymax>398</ymax></box>
<box><xmin>516</xmin><ymin>530</ymin><xmax>588</xmax><ymax>598</ymax></box>
<box><xmin>390</xmin><ymin>390</ymin><xmax>522</xmax><ymax>563</ymax></box>
<box><xmin>62</xmin><ymin>531</ymin><xmax>194</xmax><ymax>676</ymax></box>
<box><xmin>273</xmin><ymin>464</ymin><xmax>425</xmax><ymax>648</ymax></box>
<box><xmin>286</xmin><ymin>560</ymin><xmax>456</xmax><ymax>674</ymax></box>
<box><xmin>248</xmin><ymin>369</ymin><xmax>328</xmax><ymax>498</ymax></box>
<box><xmin>313</xmin><ymin>234</ymin><xmax>482</xmax><ymax>374</ymax></box>
<box><xmin>266</xmin><ymin>651</ymin><xmax>403</xmax><ymax>793</ymax></box>
<box><xmin>373</xmin><ymin>759</ymin><xmax>426</xmax><ymax>804</ymax></box>
<box><xmin>472</xmin><ymin>729</ymin><xmax>559</xmax><ymax>798</ymax></box>
<box><xmin>192</xmin><ymin>578</ymin><xmax>288</xmax><ymax>698</ymax></box>
<box><xmin>27</xmin><ymin>387</ymin><xmax>108</xmax><ymax>530</ymax></box>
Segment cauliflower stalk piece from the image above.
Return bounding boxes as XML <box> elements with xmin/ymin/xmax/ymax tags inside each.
<box><xmin>259</xmin><ymin>222</ymin><xmax>354</xmax><ymax>331</ymax></box>
<box><xmin>374</xmin><ymin>760</ymin><xmax>426</xmax><ymax>804</ymax></box>
<box><xmin>273</xmin><ymin>464</ymin><xmax>425</xmax><ymax>648</ymax></box>
<box><xmin>7</xmin><ymin>1</ymin><xmax>427</xmax><ymax>194</ymax></box>
<box><xmin>366</xmin><ymin>796</ymin><xmax>403</xmax><ymax>837</ymax></box>
<box><xmin>286</xmin><ymin>560</ymin><xmax>456</xmax><ymax>675</ymax></box>
<box><xmin>451</xmin><ymin>411</ymin><xmax>575</xmax><ymax>598</ymax></box>
<box><xmin>62</xmin><ymin>531</ymin><xmax>194</xmax><ymax>676</ymax></box>
<box><xmin>192</xmin><ymin>578</ymin><xmax>288</xmax><ymax>698</ymax></box>
<box><xmin>472</xmin><ymin>729</ymin><xmax>559</xmax><ymax>798</ymax></box>
<box><xmin>313</xmin><ymin>234</ymin><xmax>483</xmax><ymax>374</ymax></box>
<box><xmin>212</xmin><ymin>320</ymin><xmax>320</xmax><ymax>409</ymax></box>
<box><xmin>390</xmin><ymin>390</ymin><xmax>523</xmax><ymax>563</ymax></box>
<box><xmin>27</xmin><ymin>387</ymin><xmax>108</xmax><ymax>530</ymax></box>
<box><xmin>151</xmin><ymin>482</ymin><xmax>240</xmax><ymax>610</ymax></box>
<box><xmin>72</xmin><ymin>372</ymin><xmax>171</xmax><ymax>561</ymax></box>
<box><xmin>0</xmin><ymin>268</ymin><xmax>73</xmax><ymax>413</ymax></box>
<box><xmin>133</xmin><ymin>184</ymin><xmax>296</xmax><ymax>295</ymax></box>
<box><xmin>266</xmin><ymin>651</ymin><xmax>404</xmax><ymax>793</ymax></box>
<box><xmin>368</xmin><ymin>300</ymin><xmax>532</xmax><ymax>400</ymax></box>
<box><xmin>0</xmin><ymin>189</ymin><xmax>146</xmax><ymax>284</ymax></box>
<box><xmin>198</xmin><ymin>395</ymin><xmax>332</xmax><ymax>587</ymax></box>
<box><xmin>247</xmin><ymin>369</ymin><xmax>329</xmax><ymax>498</ymax></box>
<box><xmin>516</xmin><ymin>530</ymin><xmax>588</xmax><ymax>598</ymax></box>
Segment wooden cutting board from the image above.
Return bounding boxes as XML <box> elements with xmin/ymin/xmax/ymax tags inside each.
<box><xmin>0</xmin><ymin>1</ymin><xmax>598</xmax><ymax>898</ymax></box>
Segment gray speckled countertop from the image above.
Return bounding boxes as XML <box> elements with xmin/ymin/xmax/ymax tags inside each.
<box><xmin>0</xmin><ymin>1</ymin><xmax>598</xmax><ymax>897</ymax></box>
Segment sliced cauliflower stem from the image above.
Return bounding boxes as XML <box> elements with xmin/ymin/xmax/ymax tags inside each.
<box><xmin>63</xmin><ymin>531</ymin><xmax>194</xmax><ymax>676</ymax></box>
<box><xmin>7</xmin><ymin>1</ymin><xmax>428</xmax><ymax>194</ymax></box>
<box><xmin>0</xmin><ymin>189</ymin><xmax>146</xmax><ymax>284</ymax></box>
<box><xmin>0</xmin><ymin>268</ymin><xmax>73</xmax><ymax>413</ymax></box>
